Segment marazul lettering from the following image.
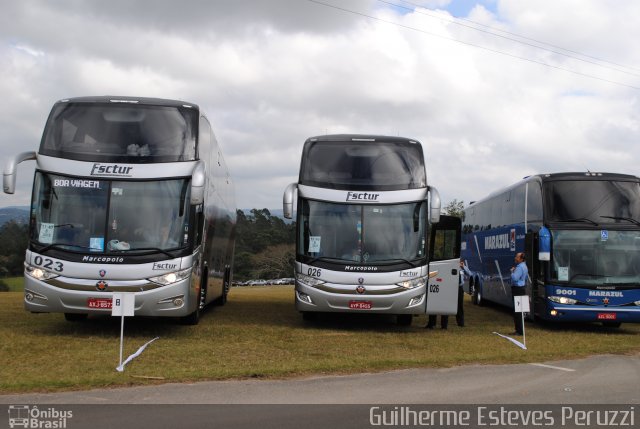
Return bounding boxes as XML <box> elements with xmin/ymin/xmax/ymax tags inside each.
<box><xmin>484</xmin><ymin>234</ymin><xmax>510</xmax><ymax>250</ymax></box>
<box><xmin>589</xmin><ymin>290</ymin><xmax>623</xmax><ymax>297</ymax></box>
<box><xmin>91</xmin><ymin>163</ymin><xmax>133</xmax><ymax>176</ymax></box>
<box><xmin>346</xmin><ymin>191</ymin><xmax>379</xmax><ymax>202</ymax></box>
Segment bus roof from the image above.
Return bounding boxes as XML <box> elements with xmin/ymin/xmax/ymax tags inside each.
<box><xmin>468</xmin><ymin>172</ymin><xmax>640</xmax><ymax>209</ymax></box>
<box><xmin>55</xmin><ymin>96</ymin><xmax>199</xmax><ymax>110</ymax></box>
<box><xmin>305</xmin><ymin>134</ymin><xmax>422</xmax><ymax>145</ymax></box>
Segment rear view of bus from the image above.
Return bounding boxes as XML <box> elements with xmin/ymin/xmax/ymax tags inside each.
<box><xmin>283</xmin><ymin>135</ymin><xmax>460</xmax><ymax>325</ymax></box>
<box><xmin>3</xmin><ymin>96</ymin><xmax>236</xmax><ymax>324</ymax></box>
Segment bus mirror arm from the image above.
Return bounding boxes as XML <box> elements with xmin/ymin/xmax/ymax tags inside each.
<box><xmin>283</xmin><ymin>183</ymin><xmax>297</xmax><ymax>219</ymax></box>
<box><xmin>3</xmin><ymin>151</ymin><xmax>36</xmax><ymax>194</ymax></box>
<box><xmin>190</xmin><ymin>161</ymin><xmax>206</xmax><ymax>205</ymax></box>
<box><xmin>428</xmin><ymin>185</ymin><xmax>441</xmax><ymax>224</ymax></box>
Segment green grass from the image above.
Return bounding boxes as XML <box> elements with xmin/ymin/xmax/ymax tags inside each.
<box><xmin>0</xmin><ymin>284</ymin><xmax>638</xmax><ymax>393</ymax></box>
<box><xmin>1</xmin><ymin>276</ymin><xmax>24</xmax><ymax>292</ymax></box>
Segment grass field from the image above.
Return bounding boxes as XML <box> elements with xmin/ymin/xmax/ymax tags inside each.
<box><xmin>0</xmin><ymin>280</ymin><xmax>639</xmax><ymax>393</ymax></box>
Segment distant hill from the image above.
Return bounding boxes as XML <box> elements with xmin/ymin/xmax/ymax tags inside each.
<box><xmin>0</xmin><ymin>206</ymin><xmax>29</xmax><ymax>227</ymax></box>
<box><xmin>241</xmin><ymin>209</ymin><xmax>295</xmax><ymax>223</ymax></box>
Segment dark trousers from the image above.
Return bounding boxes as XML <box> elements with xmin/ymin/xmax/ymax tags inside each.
<box><xmin>427</xmin><ymin>314</ymin><xmax>448</xmax><ymax>329</ymax></box>
<box><xmin>511</xmin><ymin>285</ymin><xmax>526</xmax><ymax>334</ymax></box>
<box><xmin>456</xmin><ymin>285</ymin><xmax>465</xmax><ymax>327</ymax></box>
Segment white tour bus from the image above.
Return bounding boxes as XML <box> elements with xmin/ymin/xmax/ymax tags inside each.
<box><xmin>3</xmin><ymin>96</ymin><xmax>236</xmax><ymax>324</ymax></box>
<box><xmin>283</xmin><ymin>134</ymin><xmax>461</xmax><ymax>325</ymax></box>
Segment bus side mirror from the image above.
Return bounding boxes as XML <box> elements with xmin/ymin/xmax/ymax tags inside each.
<box><xmin>283</xmin><ymin>183</ymin><xmax>297</xmax><ymax>219</ymax></box>
<box><xmin>191</xmin><ymin>161</ymin><xmax>206</xmax><ymax>205</ymax></box>
<box><xmin>539</xmin><ymin>226</ymin><xmax>551</xmax><ymax>261</ymax></box>
<box><xmin>3</xmin><ymin>151</ymin><xmax>37</xmax><ymax>194</ymax></box>
<box><xmin>428</xmin><ymin>185</ymin><xmax>441</xmax><ymax>224</ymax></box>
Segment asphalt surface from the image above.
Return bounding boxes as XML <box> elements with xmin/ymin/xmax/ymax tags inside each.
<box><xmin>2</xmin><ymin>354</ymin><xmax>638</xmax><ymax>429</ymax></box>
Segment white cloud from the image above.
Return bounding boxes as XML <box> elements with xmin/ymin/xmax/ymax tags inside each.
<box><xmin>1</xmin><ymin>0</ymin><xmax>640</xmax><ymax>211</ymax></box>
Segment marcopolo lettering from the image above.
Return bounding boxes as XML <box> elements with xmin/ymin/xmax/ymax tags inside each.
<box><xmin>91</xmin><ymin>163</ymin><xmax>133</xmax><ymax>177</ymax></box>
<box><xmin>346</xmin><ymin>191</ymin><xmax>380</xmax><ymax>202</ymax></box>
<box><xmin>82</xmin><ymin>256</ymin><xmax>125</xmax><ymax>263</ymax></box>
<box><xmin>345</xmin><ymin>265</ymin><xmax>378</xmax><ymax>271</ymax></box>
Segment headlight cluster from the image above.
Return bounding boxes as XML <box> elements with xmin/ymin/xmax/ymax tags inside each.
<box><xmin>295</xmin><ymin>273</ymin><xmax>325</xmax><ymax>287</ymax></box>
<box><xmin>149</xmin><ymin>268</ymin><xmax>192</xmax><ymax>286</ymax></box>
<box><xmin>396</xmin><ymin>276</ymin><xmax>427</xmax><ymax>289</ymax></box>
<box><xmin>548</xmin><ymin>296</ymin><xmax>578</xmax><ymax>305</ymax></box>
<box><xmin>25</xmin><ymin>263</ymin><xmax>59</xmax><ymax>281</ymax></box>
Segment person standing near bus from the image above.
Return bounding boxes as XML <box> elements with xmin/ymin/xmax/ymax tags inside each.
<box><xmin>457</xmin><ymin>260</ymin><xmax>471</xmax><ymax>327</ymax></box>
<box><xmin>510</xmin><ymin>252</ymin><xmax>528</xmax><ymax>335</ymax></box>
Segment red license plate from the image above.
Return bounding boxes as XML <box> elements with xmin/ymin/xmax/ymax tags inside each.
<box><xmin>597</xmin><ymin>312</ymin><xmax>616</xmax><ymax>320</ymax></box>
<box><xmin>88</xmin><ymin>298</ymin><xmax>112</xmax><ymax>309</ymax></box>
<box><xmin>349</xmin><ymin>300</ymin><xmax>372</xmax><ymax>310</ymax></box>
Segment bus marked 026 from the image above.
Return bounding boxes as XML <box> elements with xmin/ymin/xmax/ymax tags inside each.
<box><xmin>283</xmin><ymin>134</ymin><xmax>461</xmax><ymax>326</ymax></box>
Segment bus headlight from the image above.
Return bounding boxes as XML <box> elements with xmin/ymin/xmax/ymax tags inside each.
<box><xmin>149</xmin><ymin>268</ymin><xmax>192</xmax><ymax>286</ymax></box>
<box><xmin>549</xmin><ymin>296</ymin><xmax>577</xmax><ymax>305</ymax></box>
<box><xmin>25</xmin><ymin>263</ymin><xmax>59</xmax><ymax>281</ymax></box>
<box><xmin>296</xmin><ymin>273</ymin><xmax>325</xmax><ymax>287</ymax></box>
<box><xmin>396</xmin><ymin>277</ymin><xmax>427</xmax><ymax>289</ymax></box>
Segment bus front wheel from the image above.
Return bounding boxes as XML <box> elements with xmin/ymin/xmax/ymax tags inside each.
<box><xmin>473</xmin><ymin>281</ymin><xmax>484</xmax><ymax>306</ymax></box>
<box><xmin>602</xmin><ymin>321</ymin><xmax>621</xmax><ymax>328</ymax></box>
<box><xmin>64</xmin><ymin>313</ymin><xmax>88</xmax><ymax>322</ymax></box>
<box><xmin>397</xmin><ymin>314</ymin><xmax>413</xmax><ymax>326</ymax></box>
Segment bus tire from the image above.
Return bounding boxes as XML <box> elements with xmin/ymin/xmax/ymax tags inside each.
<box><xmin>473</xmin><ymin>279</ymin><xmax>484</xmax><ymax>306</ymax></box>
<box><xmin>397</xmin><ymin>314</ymin><xmax>413</xmax><ymax>326</ymax></box>
<box><xmin>181</xmin><ymin>305</ymin><xmax>200</xmax><ymax>325</ymax></box>
<box><xmin>302</xmin><ymin>312</ymin><xmax>317</xmax><ymax>322</ymax></box>
<box><xmin>64</xmin><ymin>313</ymin><xmax>87</xmax><ymax>322</ymax></box>
<box><xmin>181</xmin><ymin>271</ymin><xmax>207</xmax><ymax>325</ymax></box>
<box><xmin>602</xmin><ymin>321</ymin><xmax>621</xmax><ymax>328</ymax></box>
<box><xmin>216</xmin><ymin>266</ymin><xmax>230</xmax><ymax>306</ymax></box>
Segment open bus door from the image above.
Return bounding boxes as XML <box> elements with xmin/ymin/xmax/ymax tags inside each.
<box><xmin>426</xmin><ymin>215</ymin><xmax>461</xmax><ymax>316</ymax></box>
<box><xmin>525</xmin><ymin>231</ymin><xmax>541</xmax><ymax>321</ymax></box>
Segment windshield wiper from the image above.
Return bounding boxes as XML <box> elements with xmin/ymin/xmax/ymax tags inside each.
<box><xmin>373</xmin><ymin>258</ymin><xmax>418</xmax><ymax>268</ymax></box>
<box><xmin>555</xmin><ymin>217</ymin><xmax>599</xmax><ymax>226</ymax></box>
<box><xmin>600</xmin><ymin>216</ymin><xmax>640</xmax><ymax>226</ymax></box>
<box><xmin>34</xmin><ymin>241</ymin><xmax>93</xmax><ymax>254</ymax></box>
<box><xmin>308</xmin><ymin>256</ymin><xmax>355</xmax><ymax>264</ymax></box>
<box><xmin>569</xmin><ymin>273</ymin><xmax>609</xmax><ymax>282</ymax></box>
<box><xmin>124</xmin><ymin>247</ymin><xmax>177</xmax><ymax>258</ymax></box>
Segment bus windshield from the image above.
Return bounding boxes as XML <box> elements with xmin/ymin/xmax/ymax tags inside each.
<box><xmin>39</xmin><ymin>102</ymin><xmax>198</xmax><ymax>163</ymax></box>
<box><xmin>551</xmin><ymin>229</ymin><xmax>640</xmax><ymax>286</ymax></box>
<box><xmin>545</xmin><ymin>180</ymin><xmax>640</xmax><ymax>224</ymax></box>
<box><xmin>31</xmin><ymin>172</ymin><xmax>191</xmax><ymax>254</ymax></box>
<box><xmin>298</xmin><ymin>200</ymin><xmax>427</xmax><ymax>265</ymax></box>
<box><xmin>299</xmin><ymin>140</ymin><xmax>426</xmax><ymax>191</ymax></box>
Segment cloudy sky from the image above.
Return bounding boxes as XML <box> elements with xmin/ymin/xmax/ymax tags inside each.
<box><xmin>2</xmin><ymin>0</ymin><xmax>640</xmax><ymax>210</ymax></box>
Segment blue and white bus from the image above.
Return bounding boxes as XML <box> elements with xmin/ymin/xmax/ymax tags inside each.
<box><xmin>461</xmin><ymin>172</ymin><xmax>640</xmax><ymax>327</ymax></box>
<box><xmin>3</xmin><ymin>96</ymin><xmax>236</xmax><ymax>324</ymax></box>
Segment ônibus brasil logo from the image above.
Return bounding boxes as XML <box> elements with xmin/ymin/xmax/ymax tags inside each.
<box><xmin>7</xmin><ymin>405</ymin><xmax>73</xmax><ymax>428</ymax></box>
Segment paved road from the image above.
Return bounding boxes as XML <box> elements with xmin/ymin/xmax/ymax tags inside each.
<box><xmin>2</xmin><ymin>353</ymin><xmax>638</xmax><ymax>404</ymax></box>
<box><xmin>2</xmin><ymin>354</ymin><xmax>638</xmax><ymax>429</ymax></box>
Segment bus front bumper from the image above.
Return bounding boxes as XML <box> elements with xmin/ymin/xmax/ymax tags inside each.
<box><xmin>23</xmin><ymin>274</ymin><xmax>199</xmax><ymax>317</ymax></box>
<box><xmin>295</xmin><ymin>281</ymin><xmax>426</xmax><ymax>314</ymax></box>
